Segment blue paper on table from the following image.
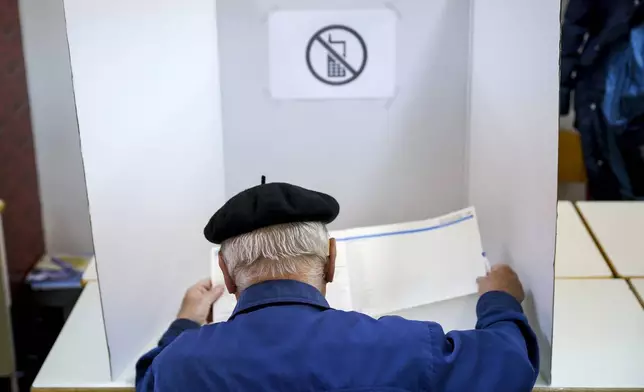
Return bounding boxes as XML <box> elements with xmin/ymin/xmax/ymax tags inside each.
<box><xmin>26</xmin><ymin>256</ymin><xmax>90</xmax><ymax>290</ymax></box>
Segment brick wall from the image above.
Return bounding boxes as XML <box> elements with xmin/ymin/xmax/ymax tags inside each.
<box><xmin>0</xmin><ymin>0</ymin><xmax>45</xmax><ymax>287</ymax></box>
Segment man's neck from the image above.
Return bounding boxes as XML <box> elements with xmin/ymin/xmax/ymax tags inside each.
<box><xmin>238</xmin><ymin>275</ymin><xmax>325</xmax><ymax>298</ymax></box>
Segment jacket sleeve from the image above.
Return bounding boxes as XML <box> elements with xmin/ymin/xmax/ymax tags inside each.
<box><xmin>135</xmin><ymin>319</ymin><xmax>200</xmax><ymax>391</ymax></box>
<box><xmin>560</xmin><ymin>0</ymin><xmax>596</xmax><ymax>115</ymax></box>
<box><xmin>430</xmin><ymin>291</ymin><xmax>539</xmax><ymax>392</ymax></box>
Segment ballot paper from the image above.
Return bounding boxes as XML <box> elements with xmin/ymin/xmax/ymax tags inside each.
<box><xmin>211</xmin><ymin>207</ymin><xmax>486</xmax><ymax>321</ymax></box>
<box><xmin>335</xmin><ymin>207</ymin><xmax>486</xmax><ymax>316</ymax></box>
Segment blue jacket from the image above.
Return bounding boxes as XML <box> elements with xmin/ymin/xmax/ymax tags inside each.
<box><xmin>136</xmin><ymin>280</ymin><xmax>539</xmax><ymax>392</ymax></box>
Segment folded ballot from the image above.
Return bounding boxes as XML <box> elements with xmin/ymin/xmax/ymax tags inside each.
<box><xmin>211</xmin><ymin>207</ymin><xmax>487</xmax><ymax>322</ymax></box>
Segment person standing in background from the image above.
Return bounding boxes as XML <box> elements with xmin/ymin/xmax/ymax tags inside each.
<box><xmin>561</xmin><ymin>0</ymin><xmax>644</xmax><ymax>200</ymax></box>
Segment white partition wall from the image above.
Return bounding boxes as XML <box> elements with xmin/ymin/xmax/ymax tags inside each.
<box><xmin>468</xmin><ymin>0</ymin><xmax>560</xmax><ymax>380</ymax></box>
<box><xmin>62</xmin><ymin>0</ymin><xmax>226</xmax><ymax>378</ymax></box>
<box><xmin>19</xmin><ymin>0</ymin><xmax>94</xmax><ymax>256</ymax></box>
<box><xmin>63</xmin><ymin>0</ymin><xmax>559</xmax><ymax>381</ymax></box>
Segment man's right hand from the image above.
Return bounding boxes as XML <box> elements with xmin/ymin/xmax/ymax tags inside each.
<box><xmin>477</xmin><ymin>264</ymin><xmax>525</xmax><ymax>303</ymax></box>
<box><xmin>177</xmin><ymin>279</ymin><xmax>225</xmax><ymax>325</ymax></box>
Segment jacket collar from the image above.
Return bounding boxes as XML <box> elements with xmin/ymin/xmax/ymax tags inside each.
<box><xmin>230</xmin><ymin>279</ymin><xmax>330</xmax><ymax>320</ymax></box>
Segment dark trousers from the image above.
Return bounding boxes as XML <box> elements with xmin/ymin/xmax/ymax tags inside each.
<box><xmin>576</xmin><ymin>101</ymin><xmax>644</xmax><ymax>200</ymax></box>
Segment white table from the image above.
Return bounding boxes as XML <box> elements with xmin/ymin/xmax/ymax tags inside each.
<box><xmin>32</xmin><ymin>282</ymin><xmax>133</xmax><ymax>391</ymax></box>
<box><xmin>550</xmin><ymin>279</ymin><xmax>644</xmax><ymax>388</ymax></box>
<box><xmin>576</xmin><ymin>202</ymin><xmax>644</xmax><ymax>277</ymax></box>
<box><xmin>32</xmin><ymin>281</ymin><xmax>172</xmax><ymax>391</ymax></box>
<box><xmin>555</xmin><ymin>201</ymin><xmax>612</xmax><ymax>278</ymax></box>
<box><xmin>631</xmin><ymin>279</ymin><xmax>644</xmax><ymax>307</ymax></box>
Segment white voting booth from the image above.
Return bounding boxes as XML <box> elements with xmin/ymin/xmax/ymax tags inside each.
<box><xmin>62</xmin><ymin>0</ymin><xmax>560</xmax><ymax>383</ymax></box>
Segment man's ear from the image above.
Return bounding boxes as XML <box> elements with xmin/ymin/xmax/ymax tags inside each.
<box><xmin>218</xmin><ymin>253</ymin><xmax>237</xmax><ymax>295</ymax></box>
<box><xmin>325</xmin><ymin>238</ymin><xmax>336</xmax><ymax>283</ymax></box>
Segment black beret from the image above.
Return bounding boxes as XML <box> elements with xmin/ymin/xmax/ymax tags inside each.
<box><xmin>204</xmin><ymin>182</ymin><xmax>340</xmax><ymax>244</ymax></box>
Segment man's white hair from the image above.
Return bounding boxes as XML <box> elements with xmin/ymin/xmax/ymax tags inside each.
<box><xmin>220</xmin><ymin>222</ymin><xmax>329</xmax><ymax>291</ymax></box>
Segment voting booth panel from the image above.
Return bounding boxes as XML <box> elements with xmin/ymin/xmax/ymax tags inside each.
<box><xmin>62</xmin><ymin>0</ymin><xmax>559</xmax><ymax>381</ymax></box>
<box><xmin>467</xmin><ymin>0</ymin><xmax>560</xmax><ymax>381</ymax></box>
<box><xmin>62</xmin><ymin>0</ymin><xmax>226</xmax><ymax>377</ymax></box>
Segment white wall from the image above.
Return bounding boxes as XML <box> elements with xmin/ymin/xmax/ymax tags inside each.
<box><xmin>468</xmin><ymin>0</ymin><xmax>560</xmax><ymax>382</ymax></box>
<box><xmin>217</xmin><ymin>0</ymin><xmax>472</xmax><ymax>229</ymax></box>
<box><xmin>19</xmin><ymin>0</ymin><xmax>94</xmax><ymax>256</ymax></box>
<box><xmin>63</xmin><ymin>0</ymin><xmax>226</xmax><ymax>377</ymax></box>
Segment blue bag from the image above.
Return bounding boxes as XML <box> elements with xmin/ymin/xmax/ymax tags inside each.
<box><xmin>603</xmin><ymin>24</ymin><xmax>644</xmax><ymax>127</ymax></box>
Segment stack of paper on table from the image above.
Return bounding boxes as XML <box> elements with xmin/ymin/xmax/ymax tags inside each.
<box><xmin>211</xmin><ymin>207</ymin><xmax>487</xmax><ymax>322</ymax></box>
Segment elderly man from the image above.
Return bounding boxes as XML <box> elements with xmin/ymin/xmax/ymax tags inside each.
<box><xmin>136</xmin><ymin>183</ymin><xmax>538</xmax><ymax>392</ymax></box>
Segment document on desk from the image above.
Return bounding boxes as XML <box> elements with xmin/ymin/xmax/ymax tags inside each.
<box><xmin>211</xmin><ymin>207</ymin><xmax>486</xmax><ymax>321</ymax></box>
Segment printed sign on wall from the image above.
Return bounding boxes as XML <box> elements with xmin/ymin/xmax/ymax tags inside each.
<box><xmin>269</xmin><ymin>10</ymin><xmax>396</xmax><ymax>100</ymax></box>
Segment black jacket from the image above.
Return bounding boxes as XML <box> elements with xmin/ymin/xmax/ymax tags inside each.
<box><xmin>560</xmin><ymin>0</ymin><xmax>644</xmax><ymax>200</ymax></box>
<box><xmin>560</xmin><ymin>0</ymin><xmax>644</xmax><ymax>116</ymax></box>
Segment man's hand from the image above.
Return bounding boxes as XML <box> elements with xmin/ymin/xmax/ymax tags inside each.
<box><xmin>477</xmin><ymin>264</ymin><xmax>525</xmax><ymax>303</ymax></box>
<box><xmin>177</xmin><ymin>279</ymin><xmax>225</xmax><ymax>325</ymax></box>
